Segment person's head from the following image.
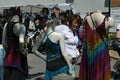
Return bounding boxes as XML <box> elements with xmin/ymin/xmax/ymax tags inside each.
<box><xmin>61</xmin><ymin>17</ymin><xmax>68</xmax><ymax>25</ymax></box>
<box><xmin>43</xmin><ymin>20</ymin><xmax>55</xmax><ymax>32</ymax></box>
<box><xmin>52</xmin><ymin>6</ymin><xmax>60</xmax><ymax>16</ymax></box>
<box><xmin>41</xmin><ymin>7</ymin><xmax>49</xmax><ymax>15</ymax></box>
<box><xmin>69</xmin><ymin>14</ymin><xmax>82</xmax><ymax>31</ymax></box>
<box><xmin>60</xmin><ymin>12</ymin><xmax>69</xmax><ymax>25</ymax></box>
<box><xmin>34</xmin><ymin>15</ymin><xmax>43</xmax><ymax>26</ymax></box>
<box><xmin>35</xmin><ymin>19</ymin><xmax>41</xmax><ymax>26</ymax></box>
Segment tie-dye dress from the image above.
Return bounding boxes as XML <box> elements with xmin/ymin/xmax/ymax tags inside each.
<box><xmin>79</xmin><ymin>17</ymin><xmax>111</xmax><ymax>80</ymax></box>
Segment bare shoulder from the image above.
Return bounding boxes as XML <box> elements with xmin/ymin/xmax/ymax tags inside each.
<box><xmin>52</xmin><ymin>32</ymin><xmax>63</xmax><ymax>37</ymax></box>
<box><xmin>47</xmin><ymin>31</ymin><xmax>64</xmax><ymax>43</ymax></box>
<box><xmin>93</xmin><ymin>12</ymin><xmax>105</xmax><ymax>20</ymax></box>
<box><xmin>51</xmin><ymin>32</ymin><xmax>64</xmax><ymax>40</ymax></box>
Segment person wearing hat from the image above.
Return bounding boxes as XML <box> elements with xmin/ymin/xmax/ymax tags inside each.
<box><xmin>51</xmin><ymin>6</ymin><xmax>62</xmax><ymax>26</ymax></box>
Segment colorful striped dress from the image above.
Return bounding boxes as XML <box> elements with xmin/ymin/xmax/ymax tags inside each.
<box><xmin>79</xmin><ymin>17</ymin><xmax>111</xmax><ymax>80</ymax></box>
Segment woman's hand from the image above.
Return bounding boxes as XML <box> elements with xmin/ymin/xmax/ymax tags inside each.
<box><xmin>68</xmin><ymin>64</ymin><xmax>72</xmax><ymax>75</ymax></box>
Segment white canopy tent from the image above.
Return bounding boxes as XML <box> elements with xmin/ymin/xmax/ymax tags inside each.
<box><xmin>0</xmin><ymin>0</ymin><xmax>65</xmax><ymax>7</ymax></box>
<box><xmin>0</xmin><ymin>0</ymin><xmax>65</xmax><ymax>14</ymax></box>
<box><xmin>0</xmin><ymin>0</ymin><xmax>75</xmax><ymax>15</ymax></box>
<box><xmin>0</xmin><ymin>0</ymin><xmax>110</xmax><ymax>16</ymax></box>
<box><xmin>42</xmin><ymin>3</ymin><xmax>76</xmax><ymax>13</ymax></box>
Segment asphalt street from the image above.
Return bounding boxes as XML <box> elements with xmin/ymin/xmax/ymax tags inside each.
<box><xmin>26</xmin><ymin>53</ymin><xmax>80</xmax><ymax>80</ymax></box>
<box><xmin>26</xmin><ymin>50</ymin><xmax>120</xmax><ymax>80</ymax></box>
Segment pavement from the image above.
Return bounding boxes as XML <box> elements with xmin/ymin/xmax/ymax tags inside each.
<box><xmin>26</xmin><ymin>54</ymin><xmax>46</xmax><ymax>80</ymax></box>
<box><xmin>26</xmin><ymin>53</ymin><xmax>80</xmax><ymax>80</ymax></box>
<box><xmin>26</xmin><ymin>50</ymin><xmax>120</xmax><ymax>80</ymax></box>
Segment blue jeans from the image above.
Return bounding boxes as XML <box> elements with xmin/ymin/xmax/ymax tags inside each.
<box><xmin>0</xmin><ymin>48</ymin><xmax>6</xmax><ymax>80</ymax></box>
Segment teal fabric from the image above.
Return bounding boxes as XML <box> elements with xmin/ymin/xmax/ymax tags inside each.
<box><xmin>44</xmin><ymin>35</ymin><xmax>69</xmax><ymax>80</ymax></box>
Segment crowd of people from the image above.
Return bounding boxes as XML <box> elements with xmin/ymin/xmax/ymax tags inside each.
<box><xmin>0</xmin><ymin>5</ymin><xmax>119</xmax><ymax>80</ymax></box>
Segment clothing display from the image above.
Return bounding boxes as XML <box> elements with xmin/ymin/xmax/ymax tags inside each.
<box><xmin>44</xmin><ymin>32</ymin><xmax>69</xmax><ymax>80</ymax></box>
<box><xmin>4</xmin><ymin>23</ymin><xmax>28</xmax><ymax>79</ymax></box>
<box><xmin>79</xmin><ymin>16</ymin><xmax>111</xmax><ymax>80</ymax></box>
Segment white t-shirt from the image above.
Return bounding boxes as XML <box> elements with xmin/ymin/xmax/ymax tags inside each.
<box><xmin>55</xmin><ymin>24</ymin><xmax>80</xmax><ymax>58</ymax></box>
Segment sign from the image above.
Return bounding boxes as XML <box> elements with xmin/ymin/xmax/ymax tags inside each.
<box><xmin>111</xmin><ymin>0</ymin><xmax>120</xmax><ymax>7</ymax></box>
